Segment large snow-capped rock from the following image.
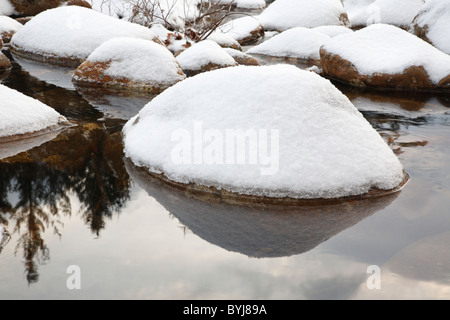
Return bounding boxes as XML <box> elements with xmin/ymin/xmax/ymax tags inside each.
<box><xmin>217</xmin><ymin>15</ymin><xmax>265</xmax><ymax>46</ymax></box>
<box><xmin>0</xmin><ymin>15</ymin><xmax>22</xmax><ymax>43</ymax></box>
<box><xmin>343</xmin><ymin>0</ymin><xmax>424</xmax><ymax>29</ymax></box>
<box><xmin>247</xmin><ymin>27</ymin><xmax>331</xmax><ymax>63</ymax></box>
<box><xmin>259</xmin><ymin>0</ymin><xmax>350</xmax><ymax>32</ymax></box>
<box><xmin>123</xmin><ymin>65</ymin><xmax>406</xmax><ymax>200</ymax></box>
<box><xmin>0</xmin><ymin>84</ymin><xmax>67</xmax><ymax>138</ymax></box>
<box><xmin>73</xmin><ymin>37</ymin><xmax>186</xmax><ymax>94</ymax></box>
<box><xmin>10</xmin><ymin>6</ymin><xmax>160</xmax><ymax>67</ymax></box>
<box><xmin>320</xmin><ymin>24</ymin><xmax>450</xmax><ymax>91</ymax></box>
<box><xmin>176</xmin><ymin>40</ymin><xmax>237</xmax><ymax>76</ymax></box>
<box><xmin>409</xmin><ymin>0</ymin><xmax>450</xmax><ymax>55</ymax></box>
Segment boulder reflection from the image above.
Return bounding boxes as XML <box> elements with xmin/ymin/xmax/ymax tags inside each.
<box><xmin>0</xmin><ymin>123</ymin><xmax>131</xmax><ymax>284</ymax></box>
<box><xmin>126</xmin><ymin>160</ymin><xmax>402</xmax><ymax>258</ymax></box>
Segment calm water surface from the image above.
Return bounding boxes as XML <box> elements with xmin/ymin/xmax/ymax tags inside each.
<box><xmin>1</xmin><ymin>47</ymin><xmax>450</xmax><ymax>300</ymax></box>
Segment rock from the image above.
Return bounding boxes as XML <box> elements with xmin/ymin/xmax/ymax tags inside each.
<box><xmin>218</xmin><ymin>16</ymin><xmax>265</xmax><ymax>46</ymax></box>
<box><xmin>408</xmin><ymin>0</ymin><xmax>450</xmax><ymax>55</ymax></box>
<box><xmin>73</xmin><ymin>37</ymin><xmax>186</xmax><ymax>94</ymax></box>
<box><xmin>9</xmin><ymin>0</ymin><xmax>63</xmax><ymax>16</ymax></box>
<box><xmin>176</xmin><ymin>40</ymin><xmax>237</xmax><ymax>76</ymax></box>
<box><xmin>259</xmin><ymin>0</ymin><xmax>350</xmax><ymax>32</ymax></box>
<box><xmin>0</xmin><ymin>16</ymin><xmax>23</xmax><ymax>44</ymax></box>
<box><xmin>0</xmin><ymin>84</ymin><xmax>69</xmax><ymax>139</ymax></box>
<box><xmin>0</xmin><ymin>52</ymin><xmax>11</xmax><ymax>71</ymax></box>
<box><xmin>207</xmin><ymin>32</ymin><xmax>242</xmax><ymax>51</ymax></box>
<box><xmin>66</xmin><ymin>0</ymin><xmax>92</xmax><ymax>8</ymax></box>
<box><xmin>224</xmin><ymin>48</ymin><xmax>260</xmax><ymax>66</ymax></box>
<box><xmin>320</xmin><ymin>24</ymin><xmax>450</xmax><ymax>91</ymax></box>
<box><xmin>10</xmin><ymin>6</ymin><xmax>161</xmax><ymax>68</ymax></box>
<box><xmin>123</xmin><ymin>65</ymin><xmax>407</xmax><ymax>201</ymax></box>
<box><xmin>246</xmin><ymin>27</ymin><xmax>331</xmax><ymax>65</ymax></box>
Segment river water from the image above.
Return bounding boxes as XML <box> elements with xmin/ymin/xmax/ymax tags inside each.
<box><xmin>1</xmin><ymin>44</ymin><xmax>450</xmax><ymax>300</ymax></box>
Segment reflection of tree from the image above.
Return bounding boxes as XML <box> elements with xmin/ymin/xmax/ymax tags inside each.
<box><xmin>0</xmin><ymin>123</ymin><xmax>131</xmax><ymax>284</ymax></box>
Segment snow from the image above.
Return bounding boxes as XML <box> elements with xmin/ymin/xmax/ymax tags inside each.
<box><xmin>176</xmin><ymin>40</ymin><xmax>237</xmax><ymax>71</ymax></box>
<box><xmin>10</xmin><ymin>6</ymin><xmax>158</xmax><ymax>62</ymax></box>
<box><xmin>123</xmin><ymin>64</ymin><xmax>405</xmax><ymax>200</ymax></box>
<box><xmin>409</xmin><ymin>0</ymin><xmax>450</xmax><ymax>55</ymax></box>
<box><xmin>207</xmin><ymin>32</ymin><xmax>242</xmax><ymax>50</ymax></box>
<box><xmin>149</xmin><ymin>24</ymin><xmax>189</xmax><ymax>55</ymax></box>
<box><xmin>0</xmin><ymin>15</ymin><xmax>22</xmax><ymax>36</ymax></box>
<box><xmin>0</xmin><ymin>0</ymin><xmax>16</xmax><ymax>16</ymax></box>
<box><xmin>0</xmin><ymin>84</ymin><xmax>66</xmax><ymax>137</ymax></box>
<box><xmin>247</xmin><ymin>27</ymin><xmax>331</xmax><ymax>60</ymax></box>
<box><xmin>75</xmin><ymin>37</ymin><xmax>186</xmax><ymax>84</ymax></box>
<box><xmin>218</xmin><ymin>15</ymin><xmax>263</xmax><ymax>43</ymax></box>
<box><xmin>312</xmin><ymin>25</ymin><xmax>353</xmax><ymax>37</ymax></box>
<box><xmin>321</xmin><ymin>24</ymin><xmax>450</xmax><ymax>85</ymax></box>
<box><xmin>259</xmin><ymin>0</ymin><xmax>350</xmax><ymax>31</ymax></box>
<box><xmin>344</xmin><ymin>0</ymin><xmax>424</xmax><ymax>28</ymax></box>
<box><xmin>215</xmin><ymin>0</ymin><xmax>266</xmax><ymax>9</ymax></box>
<box><xmin>89</xmin><ymin>0</ymin><xmax>201</xmax><ymax>30</ymax></box>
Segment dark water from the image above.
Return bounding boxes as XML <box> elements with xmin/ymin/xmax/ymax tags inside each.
<box><xmin>1</xmin><ymin>47</ymin><xmax>450</xmax><ymax>300</ymax></box>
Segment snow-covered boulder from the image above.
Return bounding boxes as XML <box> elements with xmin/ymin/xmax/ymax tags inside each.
<box><xmin>73</xmin><ymin>37</ymin><xmax>186</xmax><ymax>94</ymax></box>
<box><xmin>409</xmin><ymin>0</ymin><xmax>450</xmax><ymax>55</ymax></box>
<box><xmin>312</xmin><ymin>25</ymin><xmax>353</xmax><ymax>38</ymax></box>
<box><xmin>207</xmin><ymin>32</ymin><xmax>242</xmax><ymax>51</ymax></box>
<box><xmin>123</xmin><ymin>65</ymin><xmax>407</xmax><ymax>200</ymax></box>
<box><xmin>176</xmin><ymin>40</ymin><xmax>237</xmax><ymax>76</ymax></box>
<box><xmin>247</xmin><ymin>27</ymin><xmax>331</xmax><ymax>64</ymax></box>
<box><xmin>320</xmin><ymin>24</ymin><xmax>450</xmax><ymax>91</ymax></box>
<box><xmin>224</xmin><ymin>48</ymin><xmax>260</xmax><ymax>66</ymax></box>
<box><xmin>343</xmin><ymin>0</ymin><xmax>424</xmax><ymax>29</ymax></box>
<box><xmin>0</xmin><ymin>15</ymin><xmax>22</xmax><ymax>43</ymax></box>
<box><xmin>259</xmin><ymin>0</ymin><xmax>350</xmax><ymax>32</ymax></box>
<box><xmin>0</xmin><ymin>84</ymin><xmax>68</xmax><ymax>139</ymax></box>
<box><xmin>10</xmin><ymin>6</ymin><xmax>161</xmax><ymax>67</ymax></box>
<box><xmin>8</xmin><ymin>0</ymin><xmax>62</xmax><ymax>16</ymax></box>
<box><xmin>0</xmin><ymin>0</ymin><xmax>17</xmax><ymax>16</ymax></box>
<box><xmin>218</xmin><ymin>15</ymin><xmax>265</xmax><ymax>46</ymax></box>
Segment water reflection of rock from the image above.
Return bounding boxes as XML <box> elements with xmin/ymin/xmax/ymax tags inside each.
<box><xmin>75</xmin><ymin>87</ymin><xmax>154</xmax><ymax>120</ymax></box>
<box><xmin>126</xmin><ymin>160</ymin><xmax>402</xmax><ymax>258</ymax></box>
<box><xmin>0</xmin><ymin>123</ymin><xmax>131</xmax><ymax>284</ymax></box>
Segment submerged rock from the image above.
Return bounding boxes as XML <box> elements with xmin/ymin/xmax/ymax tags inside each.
<box><xmin>176</xmin><ymin>40</ymin><xmax>237</xmax><ymax>76</ymax></box>
<box><xmin>259</xmin><ymin>0</ymin><xmax>350</xmax><ymax>32</ymax></box>
<box><xmin>320</xmin><ymin>24</ymin><xmax>450</xmax><ymax>92</ymax></box>
<box><xmin>123</xmin><ymin>65</ymin><xmax>407</xmax><ymax>200</ymax></box>
<box><xmin>10</xmin><ymin>6</ymin><xmax>160</xmax><ymax>68</ymax></box>
<box><xmin>73</xmin><ymin>37</ymin><xmax>186</xmax><ymax>94</ymax></box>
<box><xmin>409</xmin><ymin>0</ymin><xmax>450</xmax><ymax>55</ymax></box>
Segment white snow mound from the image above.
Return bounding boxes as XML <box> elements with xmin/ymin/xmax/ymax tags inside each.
<box><xmin>176</xmin><ymin>40</ymin><xmax>237</xmax><ymax>71</ymax></box>
<box><xmin>321</xmin><ymin>24</ymin><xmax>450</xmax><ymax>85</ymax></box>
<box><xmin>123</xmin><ymin>65</ymin><xmax>405</xmax><ymax>199</ymax></box>
<box><xmin>74</xmin><ymin>37</ymin><xmax>185</xmax><ymax>84</ymax></box>
<box><xmin>0</xmin><ymin>84</ymin><xmax>66</xmax><ymax>137</ymax></box>
<box><xmin>259</xmin><ymin>0</ymin><xmax>350</xmax><ymax>31</ymax></box>
<box><xmin>409</xmin><ymin>0</ymin><xmax>450</xmax><ymax>55</ymax></box>
<box><xmin>0</xmin><ymin>15</ymin><xmax>22</xmax><ymax>35</ymax></box>
<box><xmin>10</xmin><ymin>6</ymin><xmax>158</xmax><ymax>61</ymax></box>
<box><xmin>247</xmin><ymin>27</ymin><xmax>331</xmax><ymax>60</ymax></box>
